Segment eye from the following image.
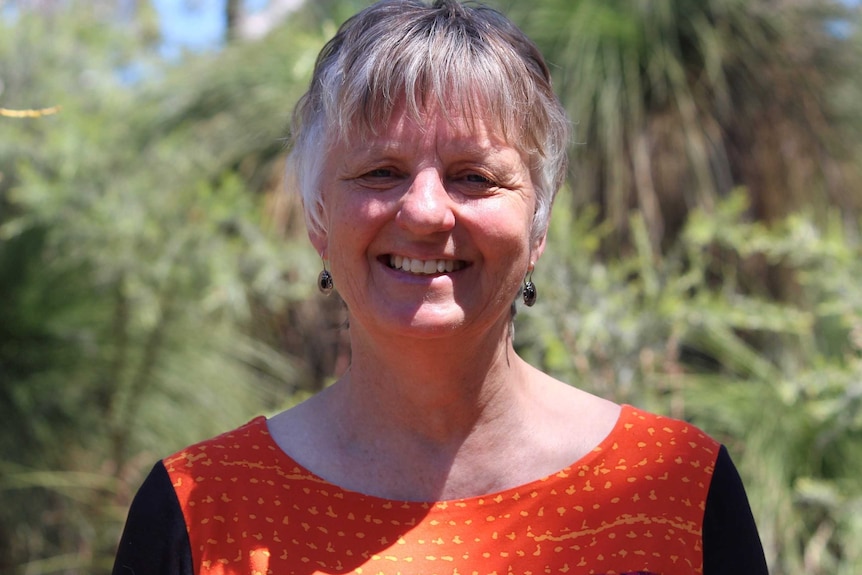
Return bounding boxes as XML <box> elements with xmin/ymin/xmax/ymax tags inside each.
<box><xmin>351</xmin><ymin>166</ymin><xmax>403</xmax><ymax>189</ymax></box>
<box><xmin>464</xmin><ymin>173</ymin><xmax>493</xmax><ymax>184</ymax></box>
<box><xmin>365</xmin><ymin>168</ymin><xmax>396</xmax><ymax>178</ymax></box>
<box><xmin>456</xmin><ymin>171</ymin><xmax>501</xmax><ymax>194</ymax></box>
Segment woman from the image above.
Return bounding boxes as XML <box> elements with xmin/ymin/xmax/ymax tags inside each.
<box><xmin>113</xmin><ymin>1</ymin><xmax>768</xmax><ymax>574</ymax></box>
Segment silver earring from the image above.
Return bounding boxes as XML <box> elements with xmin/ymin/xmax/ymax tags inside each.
<box><xmin>318</xmin><ymin>262</ymin><xmax>333</xmax><ymax>295</ymax></box>
<box><xmin>523</xmin><ymin>271</ymin><xmax>537</xmax><ymax>307</ymax></box>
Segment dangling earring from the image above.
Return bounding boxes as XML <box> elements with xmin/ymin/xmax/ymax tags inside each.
<box><xmin>523</xmin><ymin>268</ymin><xmax>537</xmax><ymax>307</ymax></box>
<box><xmin>318</xmin><ymin>260</ymin><xmax>333</xmax><ymax>295</ymax></box>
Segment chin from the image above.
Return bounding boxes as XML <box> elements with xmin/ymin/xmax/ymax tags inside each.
<box><xmin>356</xmin><ymin>300</ymin><xmax>470</xmax><ymax>340</ymax></box>
<box><xmin>392</xmin><ymin>311</ymin><xmax>468</xmax><ymax>339</ymax></box>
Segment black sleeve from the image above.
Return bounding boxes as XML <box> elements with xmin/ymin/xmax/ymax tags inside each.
<box><xmin>702</xmin><ymin>445</ymin><xmax>769</xmax><ymax>575</ymax></box>
<box><xmin>112</xmin><ymin>461</ymin><xmax>194</xmax><ymax>575</ymax></box>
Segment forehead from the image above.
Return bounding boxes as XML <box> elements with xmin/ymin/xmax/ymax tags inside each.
<box><xmin>338</xmin><ymin>97</ymin><xmax>523</xmax><ymax>158</ymax></box>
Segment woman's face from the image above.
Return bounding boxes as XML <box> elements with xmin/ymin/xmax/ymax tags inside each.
<box><xmin>310</xmin><ymin>103</ymin><xmax>545</xmax><ymax>341</ymax></box>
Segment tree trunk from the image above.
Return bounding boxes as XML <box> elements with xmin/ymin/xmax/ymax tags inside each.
<box><xmin>226</xmin><ymin>0</ymin><xmax>241</xmax><ymax>43</ymax></box>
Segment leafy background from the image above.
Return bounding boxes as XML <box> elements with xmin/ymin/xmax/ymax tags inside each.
<box><xmin>1</xmin><ymin>0</ymin><xmax>860</xmax><ymax>573</ymax></box>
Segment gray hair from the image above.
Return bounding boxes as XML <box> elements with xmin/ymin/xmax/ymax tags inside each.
<box><xmin>286</xmin><ymin>0</ymin><xmax>570</xmax><ymax>244</ymax></box>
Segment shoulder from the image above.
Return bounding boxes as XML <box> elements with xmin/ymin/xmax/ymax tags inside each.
<box><xmin>584</xmin><ymin>405</ymin><xmax>724</xmax><ymax>528</ymax></box>
<box><xmin>163</xmin><ymin>417</ymin><xmax>270</xmax><ymax>472</ymax></box>
<box><xmin>612</xmin><ymin>407</ymin><xmax>768</xmax><ymax>573</ymax></box>
<box><xmin>113</xmin><ymin>418</ymin><xmax>278</xmax><ymax>575</ymax></box>
<box><xmin>162</xmin><ymin>416</ymin><xmax>275</xmax><ymax>502</ymax></box>
<box><xmin>587</xmin><ymin>405</ymin><xmax>723</xmax><ymax>507</ymax></box>
<box><xmin>613</xmin><ymin>404</ymin><xmax>722</xmax><ymax>461</ymax></box>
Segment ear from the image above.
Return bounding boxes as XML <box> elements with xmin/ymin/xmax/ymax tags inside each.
<box><xmin>308</xmin><ymin>228</ymin><xmax>328</xmax><ymax>261</ymax></box>
<box><xmin>529</xmin><ymin>230</ymin><xmax>547</xmax><ymax>267</ymax></box>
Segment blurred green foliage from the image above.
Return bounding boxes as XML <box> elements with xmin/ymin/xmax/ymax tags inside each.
<box><xmin>502</xmin><ymin>0</ymin><xmax>861</xmax><ymax>254</ymax></box>
<box><xmin>1</xmin><ymin>0</ymin><xmax>861</xmax><ymax>574</ymax></box>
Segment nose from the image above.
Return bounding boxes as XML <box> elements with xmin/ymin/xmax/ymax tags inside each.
<box><xmin>395</xmin><ymin>168</ymin><xmax>456</xmax><ymax>234</ymax></box>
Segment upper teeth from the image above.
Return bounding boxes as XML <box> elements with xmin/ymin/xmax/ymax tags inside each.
<box><xmin>390</xmin><ymin>255</ymin><xmax>462</xmax><ymax>274</ymax></box>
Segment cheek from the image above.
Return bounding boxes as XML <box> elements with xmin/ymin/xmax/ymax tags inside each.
<box><xmin>324</xmin><ymin>196</ymin><xmax>394</xmax><ymax>264</ymax></box>
<box><xmin>471</xmin><ymin>202</ymin><xmax>535</xmax><ymax>252</ymax></box>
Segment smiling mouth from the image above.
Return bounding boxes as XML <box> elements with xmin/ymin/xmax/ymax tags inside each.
<box><xmin>387</xmin><ymin>255</ymin><xmax>466</xmax><ymax>275</ymax></box>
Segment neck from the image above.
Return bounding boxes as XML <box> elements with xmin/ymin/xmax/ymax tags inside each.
<box><xmin>270</xmin><ymin>313</ymin><xmax>620</xmax><ymax>501</ymax></box>
<box><xmin>314</xmin><ymin>326</ymin><xmax>542</xmax><ymax>501</ymax></box>
<box><xmin>339</xmin><ymin>318</ymin><xmax>524</xmax><ymax>444</ymax></box>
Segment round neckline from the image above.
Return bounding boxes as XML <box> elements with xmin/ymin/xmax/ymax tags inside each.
<box><xmin>258</xmin><ymin>403</ymin><xmax>633</xmax><ymax>506</ymax></box>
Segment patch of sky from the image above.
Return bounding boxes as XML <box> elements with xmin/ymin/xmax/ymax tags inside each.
<box><xmin>1</xmin><ymin>2</ymin><xmax>19</xmax><ymax>22</ymax></box>
<box><xmin>152</xmin><ymin>0</ymin><xmax>226</xmax><ymax>59</ymax></box>
<box><xmin>828</xmin><ymin>0</ymin><xmax>860</xmax><ymax>38</ymax></box>
<box><xmin>152</xmin><ymin>0</ymin><xmax>273</xmax><ymax>60</ymax></box>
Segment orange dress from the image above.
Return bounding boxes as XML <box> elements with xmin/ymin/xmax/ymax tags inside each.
<box><xmin>113</xmin><ymin>405</ymin><xmax>767</xmax><ymax>575</ymax></box>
